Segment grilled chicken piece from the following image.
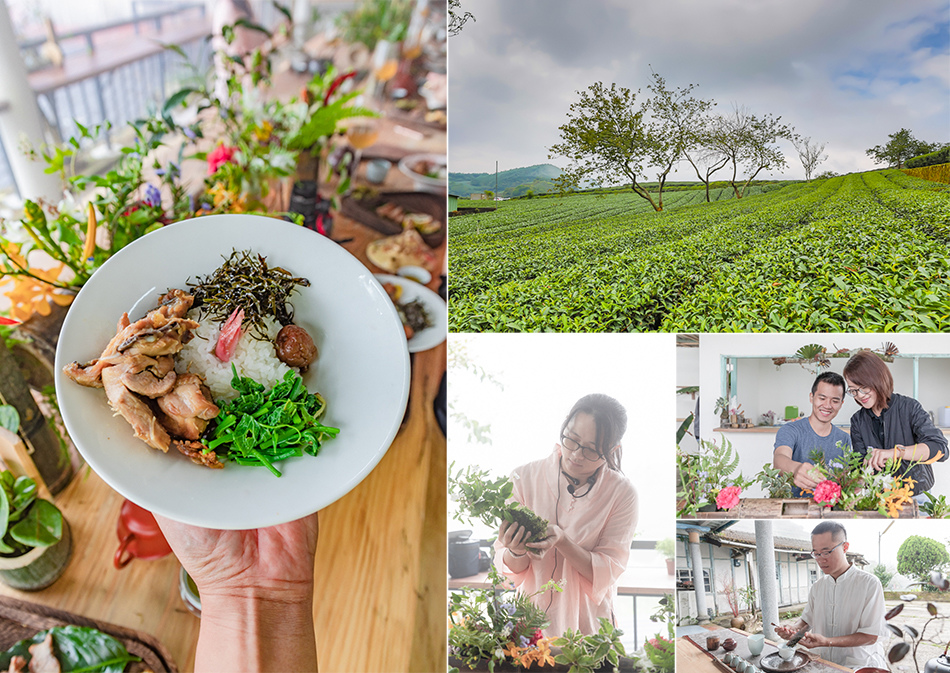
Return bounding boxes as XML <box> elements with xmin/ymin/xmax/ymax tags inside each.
<box><xmin>101</xmin><ymin>366</ymin><xmax>171</xmax><ymax>452</ymax></box>
<box><xmin>27</xmin><ymin>633</ymin><xmax>61</xmax><ymax>673</ymax></box>
<box><xmin>117</xmin><ymin>318</ymin><xmax>199</xmax><ymax>357</ymax></box>
<box><xmin>156</xmin><ymin>288</ymin><xmax>194</xmax><ymax>318</ymax></box>
<box><xmin>174</xmin><ymin>439</ymin><xmax>224</xmax><ymax>469</ymax></box>
<box><xmin>62</xmin><ymin>312</ymin><xmax>132</xmax><ymax>387</ymax></box>
<box><xmin>120</xmin><ymin>354</ymin><xmax>177</xmax><ymax>398</ymax></box>
<box><xmin>157</xmin><ymin>373</ymin><xmax>219</xmax><ymax>440</ymax></box>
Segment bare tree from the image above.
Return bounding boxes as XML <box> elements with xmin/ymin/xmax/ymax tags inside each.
<box><xmin>793</xmin><ymin>136</ymin><xmax>828</xmax><ymax>180</ymax></box>
<box><xmin>448</xmin><ymin>0</ymin><xmax>474</xmax><ymax>36</ymax></box>
<box><xmin>705</xmin><ymin>105</ymin><xmax>796</xmax><ymax>198</ymax></box>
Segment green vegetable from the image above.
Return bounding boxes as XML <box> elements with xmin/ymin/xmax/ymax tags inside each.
<box><xmin>0</xmin><ymin>625</ymin><xmax>141</xmax><ymax>673</ymax></box>
<box><xmin>203</xmin><ymin>366</ymin><xmax>340</xmax><ymax>477</ymax></box>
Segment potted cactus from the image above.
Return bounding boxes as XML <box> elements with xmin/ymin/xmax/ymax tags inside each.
<box><xmin>0</xmin><ymin>470</ymin><xmax>71</xmax><ymax>590</ymax></box>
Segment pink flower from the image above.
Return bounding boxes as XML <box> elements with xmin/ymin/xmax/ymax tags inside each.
<box><xmin>813</xmin><ymin>480</ymin><xmax>842</xmax><ymax>507</ymax></box>
<box><xmin>716</xmin><ymin>486</ymin><xmax>741</xmax><ymax>510</ymax></box>
<box><xmin>207</xmin><ymin>144</ymin><xmax>236</xmax><ymax>175</ymax></box>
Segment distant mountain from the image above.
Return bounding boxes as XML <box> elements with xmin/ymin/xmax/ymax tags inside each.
<box><xmin>449</xmin><ymin>163</ymin><xmax>561</xmax><ymax>198</ymax></box>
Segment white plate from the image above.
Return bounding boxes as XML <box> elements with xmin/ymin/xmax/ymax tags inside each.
<box><xmin>397</xmin><ymin>153</ymin><xmax>447</xmax><ymax>193</ymax></box>
<box><xmin>55</xmin><ymin>215</ymin><xmax>410</xmax><ymax>530</ymax></box>
<box><xmin>374</xmin><ymin>274</ymin><xmax>446</xmax><ymax>353</ymax></box>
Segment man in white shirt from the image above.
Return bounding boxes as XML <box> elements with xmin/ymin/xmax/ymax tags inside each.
<box><xmin>775</xmin><ymin>522</ymin><xmax>888</xmax><ymax>669</ymax></box>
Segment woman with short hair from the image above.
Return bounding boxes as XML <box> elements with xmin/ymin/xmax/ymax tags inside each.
<box><xmin>843</xmin><ymin>350</ymin><xmax>947</xmax><ymax>496</ymax></box>
<box><xmin>494</xmin><ymin>393</ymin><xmax>638</xmax><ymax>637</ymax></box>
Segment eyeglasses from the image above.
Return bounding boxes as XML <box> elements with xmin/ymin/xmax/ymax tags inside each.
<box><xmin>560</xmin><ymin>434</ymin><xmax>603</xmax><ymax>462</ymax></box>
<box><xmin>847</xmin><ymin>386</ymin><xmax>871</xmax><ymax>399</ymax></box>
<box><xmin>811</xmin><ymin>541</ymin><xmax>844</xmax><ymax>559</ymax></box>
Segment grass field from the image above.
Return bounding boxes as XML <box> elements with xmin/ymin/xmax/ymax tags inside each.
<box><xmin>448</xmin><ymin>170</ymin><xmax>950</xmax><ymax>332</ymax></box>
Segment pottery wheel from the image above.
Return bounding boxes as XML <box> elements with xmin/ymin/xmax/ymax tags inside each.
<box><xmin>759</xmin><ymin>651</ymin><xmax>808</xmax><ymax>672</ymax></box>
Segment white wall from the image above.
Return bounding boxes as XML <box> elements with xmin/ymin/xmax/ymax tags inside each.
<box><xmin>676</xmin><ymin>344</ymin><xmax>699</xmax><ymax>454</ymax></box>
<box><xmin>696</xmin><ymin>334</ymin><xmax>950</xmax><ymax>497</ymax></box>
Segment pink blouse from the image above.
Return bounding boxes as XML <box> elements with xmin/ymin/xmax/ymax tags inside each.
<box><xmin>493</xmin><ymin>450</ymin><xmax>639</xmax><ymax>637</ymax></box>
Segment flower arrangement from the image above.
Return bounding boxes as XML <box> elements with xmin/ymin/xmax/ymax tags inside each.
<box><xmin>676</xmin><ymin>436</ymin><xmax>753</xmax><ymax>517</ymax></box>
<box><xmin>754</xmin><ymin>463</ymin><xmax>794</xmax><ymax>499</ymax></box>
<box><xmin>642</xmin><ymin>595</ymin><xmax>675</xmax><ymax>672</ymax></box>
<box><xmin>448</xmin><ymin>565</ymin><xmax>559</xmax><ymax>671</ymax></box>
<box><xmin>800</xmin><ymin>444</ymin><xmax>943</xmax><ymax>517</ymax></box>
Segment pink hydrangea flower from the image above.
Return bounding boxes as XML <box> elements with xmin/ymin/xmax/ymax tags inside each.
<box><xmin>207</xmin><ymin>144</ymin><xmax>236</xmax><ymax>175</ymax></box>
<box><xmin>813</xmin><ymin>480</ymin><xmax>842</xmax><ymax>507</ymax></box>
<box><xmin>716</xmin><ymin>485</ymin><xmax>742</xmax><ymax>510</ymax></box>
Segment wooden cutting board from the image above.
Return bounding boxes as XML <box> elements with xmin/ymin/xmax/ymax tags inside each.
<box><xmin>0</xmin><ymin>595</ymin><xmax>176</xmax><ymax>672</ymax></box>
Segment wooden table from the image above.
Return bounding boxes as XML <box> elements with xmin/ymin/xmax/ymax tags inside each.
<box><xmin>0</xmin><ymin>142</ymin><xmax>447</xmax><ymax>673</ymax></box>
<box><xmin>0</xmin><ymin>342</ymin><xmax>445</xmax><ymax>673</ymax></box>
<box><xmin>677</xmin><ymin>626</ymin><xmax>850</xmax><ymax>673</ymax></box>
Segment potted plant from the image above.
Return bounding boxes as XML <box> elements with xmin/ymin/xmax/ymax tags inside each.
<box><xmin>448</xmin><ymin>565</ymin><xmax>558</xmax><ymax>671</ymax></box>
<box><xmin>717</xmin><ymin>574</ymin><xmax>745</xmax><ymax>629</ymax></box>
<box><xmin>448</xmin><ymin>463</ymin><xmax>549</xmax><ymax>544</ymax></box>
<box><xmin>754</xmin><ymin>463</ymin><xmax>794</xmax><ymax>500</ymax></box>
<box><xmin>0</xmin><ymin>470</ymin><xmax>71</xmax><ymax>590</ymax></box>
<box><xmin>655</xmin><ymin>538</ymin><xmax>676</xmax><ymax>575</ymax></box>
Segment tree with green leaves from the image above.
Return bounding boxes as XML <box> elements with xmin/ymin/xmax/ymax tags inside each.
<box><xmin>896</xmin><ymin>535</ymin><xmax>949</xmax><ymax>584</ymax></box>
<box><xmin>866</xmin><ymin>128</ymin><xmax>940</xmax><ymax>169</ymax></box>
<box><xmin>549</xmin><ymin>82</ymin><xmax>663</xmax><ymax>211</ymax></box>
<box><xmin>871</xmin><ymin>564</ymin><xmax>894</xmax><ymax>589</ymax></box>
<box><xmin>644</xmin><ymin>70</ymin><xmax>715</xmax><ymax>210</ymax></box>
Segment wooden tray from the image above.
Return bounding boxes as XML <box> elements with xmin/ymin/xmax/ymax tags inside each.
<box><xmin>0</xmin><ymin>595</ymin><xmax>176</xmax><ymax>672</ymax></box>
<box><xmin>341</xmin><ymin>191</ymin><xmax>446</xmax><ymax>247</ymax></box>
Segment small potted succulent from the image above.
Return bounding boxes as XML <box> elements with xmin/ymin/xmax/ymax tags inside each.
<box><xmin>0</xmin><ymin>470</ymin><xmax>71</xmax><ymax>590</ymax></box>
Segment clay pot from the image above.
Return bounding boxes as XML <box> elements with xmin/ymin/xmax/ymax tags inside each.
<box><xmin>722</xmin><ymin>638</ymin><xmax>737</xmax><ymax>651</ymax></box>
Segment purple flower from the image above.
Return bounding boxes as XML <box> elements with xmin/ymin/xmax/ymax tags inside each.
<box><xmin>518</xmin><ymin>635</ymin><xmax>530</xmax><ymax>648</ymax></box>
<box><xmin>183</xmin><ymin>127</ymin><xmax>197</xmax><ymax>140</ymax></box>
<box><xmin>143</xmin><ymin>184</ymin><xmax>162</xmax><ymax>207</ymax></box>
<box><xmin>500</xmin><ymin>602</ymin><xmax>516</xmax><ymax>616</ymax></box>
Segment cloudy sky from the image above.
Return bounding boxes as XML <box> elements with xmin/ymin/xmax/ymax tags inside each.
<box><xmin>449</xmin><ymin>0</ymin><xmax>950</xmax><ymax>181</ymax></box>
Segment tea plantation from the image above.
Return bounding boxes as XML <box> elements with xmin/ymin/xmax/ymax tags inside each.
<box><xmin>448</xmin><ymin>170</ymin><xmax>950</xmax><ymax>332</ymax></box>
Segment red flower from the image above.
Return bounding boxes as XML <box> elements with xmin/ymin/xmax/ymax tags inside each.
<box><xmin>813</xmin><ymin>480</ymin><xmax>842</xmax><ymax>507</ymax></box>
<box><xmin>207</xmin><ymin>144</ymin><xmax>236</xmax><ymax>175</ymax></box>
<box><xmin>716</xmin><ymin>486</ymin><xmax>741</xmax><ymax>510</ymax></box>
<box><xmin>529</xmin><ymin>629</ymin><xmax>543</xmax><ymax>646</ymax></box>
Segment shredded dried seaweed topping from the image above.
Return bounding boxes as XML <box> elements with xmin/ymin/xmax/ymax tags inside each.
<box><xmin>187</xmin><ymin>249</ymin><xmax>310</xmax><ymax>340</ymax></box>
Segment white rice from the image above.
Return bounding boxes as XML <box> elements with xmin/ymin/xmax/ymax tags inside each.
<box><xmin>176</xmin><ymin>312</ymin><xmax>291</xmax><ymax>400</ymax></box>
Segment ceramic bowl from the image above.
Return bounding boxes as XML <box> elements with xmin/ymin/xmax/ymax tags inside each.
<box><xmin>779</xmin><ymin>646</ymin><xmax>795</xmax><ymax>661</ymax></box>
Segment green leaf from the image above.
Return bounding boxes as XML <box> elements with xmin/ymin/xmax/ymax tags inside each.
<box><xmin>10</xmin><ymin>499</ymin><xmax>62</xmax><ymax>547</ymax></box>
<box><xmin>0</xmin><ymin>625</ymin><xmax>140</xmax><ymax>673</ymax></box>
<box><xmin>0</xmin><ymin>406</ymin><xmax>19</xmax><ymax>433</ymax></box>
<box><xmin>0</xmin><ymin>484</ymin><xmax>9</xmax><ymax>540</ymax></box>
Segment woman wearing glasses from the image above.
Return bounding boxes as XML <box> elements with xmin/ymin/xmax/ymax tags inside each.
<box><xmin>494</xmin><ymin>394</ymin><xmax>638</xmax><ymax>637</ymax></box>
<box><xmin>843</xmin><ymin>350</ymin><xmax>947</xmax><ymax>497</ymax></box>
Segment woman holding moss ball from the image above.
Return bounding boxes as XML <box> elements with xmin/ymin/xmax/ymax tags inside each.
<box><xmin>494</xmin><ymin>393</ymin><xmax>638</xmax><ymax>637</ymax></box>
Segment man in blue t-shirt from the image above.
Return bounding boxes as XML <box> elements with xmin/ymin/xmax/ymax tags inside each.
<box><xmin>773</xmin><ymin>371</ymin><xmax>851</xmax><ymax>497</ymax></box>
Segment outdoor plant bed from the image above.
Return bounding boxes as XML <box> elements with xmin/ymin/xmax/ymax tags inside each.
<box><xmin>693</xmin><ymin>498</ymin><xmax>919</xmax><ymax>519</ymax></box>
<box><xmin>448</xmin><ymin>651</ymin><xmax>640</xmax><ymax>672</ymax></box>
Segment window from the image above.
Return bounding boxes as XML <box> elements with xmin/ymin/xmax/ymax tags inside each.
<box><xmin>678</xmin><ymin>568</ymin><xmax>711</xmax><ymax>593</ymax></box>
